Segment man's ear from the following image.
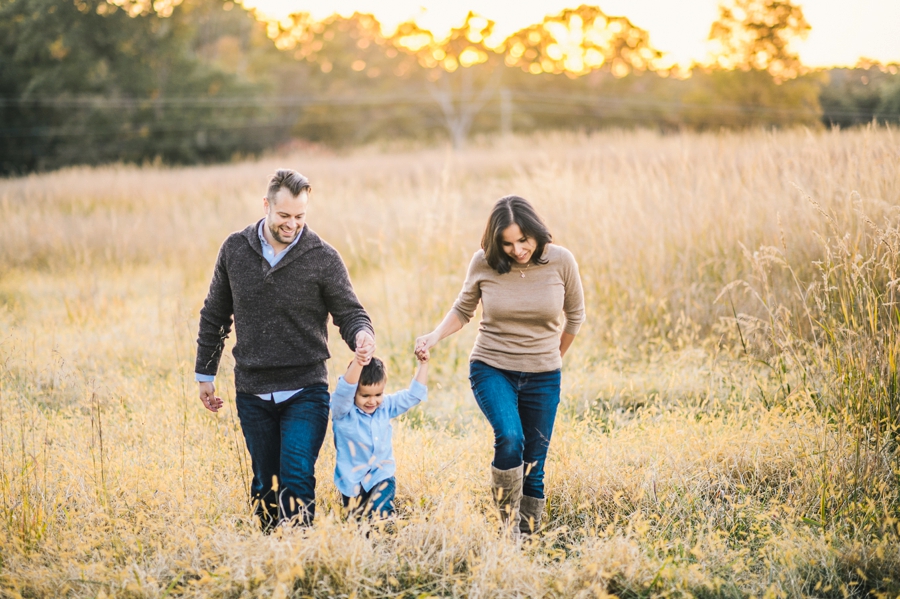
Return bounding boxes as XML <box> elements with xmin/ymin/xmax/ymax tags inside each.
<box><xmin>262</xmin><ymin>196</ymin><xmax>270</xmax><ymax>213</ymax></box>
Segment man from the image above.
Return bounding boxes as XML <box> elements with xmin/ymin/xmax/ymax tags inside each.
<box><xmin>195</xmin><ymin>168</ymin><xmax>375</xmax><ymax>531</ymax></box>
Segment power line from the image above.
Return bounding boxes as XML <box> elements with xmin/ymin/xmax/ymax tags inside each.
<box><xmin>0</xmin><ymin>90</ymin><xmax>888</xmax><ymax>119</ymax></box>
<box><xmin>1</xmin><ymin>91</ymin><xmax>892</xmax><ymax>141</ymax></box>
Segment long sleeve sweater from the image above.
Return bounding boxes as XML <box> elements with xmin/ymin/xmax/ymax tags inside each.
<box><xmin>195</xmin><ymin>220</ymin><xmax>374</xmax><ymax>394</ymax></box>
<box><xmin>451</xmin><ymin>244</ymin><xmax>585</xmax><ymax>373</ymax></box>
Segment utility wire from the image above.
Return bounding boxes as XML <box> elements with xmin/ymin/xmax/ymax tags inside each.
<box><xmin>0</xmin><ymin>91</ymin><xmax>891</xmax><ymax>140</ymax></box>
<box><xmin>0</xmin><ymin>90</ymin><xmax>886</xmax><ymax>118</ymax></box>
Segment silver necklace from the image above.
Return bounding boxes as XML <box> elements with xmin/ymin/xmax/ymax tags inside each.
<box><xmin>517</xmin><ymin>263</ymin><xmax>531</xmax><ymax>278</ymax></box>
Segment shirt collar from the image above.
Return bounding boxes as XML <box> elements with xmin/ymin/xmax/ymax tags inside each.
<box><xmin>258</xmin><ymin>220</ymin><xmax>303</xmax><ymax>255</ymax></box>
<box><xmin>354</xmin><ymin>405</ymin><xmax>380</xmax><ymax>417</ymax></box>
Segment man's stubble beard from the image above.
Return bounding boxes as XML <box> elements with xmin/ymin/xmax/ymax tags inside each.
<box><xmin>268</xmin><ymin>220</ymin><xmax>297</xmax><ymax>245</ymax></box>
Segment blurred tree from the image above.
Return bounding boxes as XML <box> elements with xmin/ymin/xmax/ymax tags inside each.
<box><xmin>686</xmin><ymin>0</ymin><xmax>821</xmax><ymax>128</ymax></box>
<box><xmin>819</xmin><ymin>61</ymin><xmax>900</xmax><ymax>127</ymax></box>
<box><xmin>708</xmin><ymin>0</ymin><xmax>809</xmax><ymax>81</ymax></box>
<box><xmin>876</xmin><ymin>76</ymin><xmax>900</xmax><ymax>124</ymax></box>
<box><xmin>501</xmin><ymin>5</ymin><xmax>666</xmax><ymax>131</ymax></box>
<box><xmin>0</xmin><ymin>0</ymin><xmax>279</xmax><ymax>174</ymax></box>
<box><xmin>392</xmin><ymin>12</ymin><xmax>504</xmax><ymax>148</ymax></box>
<box><xmin>384</xmin><ymin>5</ymin><xmax>665</xmax><ymax>147</ymax></box>
<box><xmin>504</xmin><ymin>5</ymin><xmax>660</xmax><ymax>79</ymax></box>
<box><xmin>271</xmin><ymin>12</ymin><xmax>438</xmax><ymax>144</ymax></box>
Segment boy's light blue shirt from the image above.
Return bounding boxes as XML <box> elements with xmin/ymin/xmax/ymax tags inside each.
<box><xmin>330</xmin><ymin>376</ymin><xmax>427</xmax><ymax>497</ymax></box>
<box><xmin>195</xmin><ymin>222</ymin><xmax>304</xmax><ymax>403</ymax></box>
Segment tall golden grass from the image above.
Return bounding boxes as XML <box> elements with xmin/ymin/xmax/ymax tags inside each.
<box><xmin>0</xmin><ymin>128</ymin><xmax>898</xmax><ymax>598</ymax></box>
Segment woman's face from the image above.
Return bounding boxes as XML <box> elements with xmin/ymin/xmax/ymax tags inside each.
<box><xmin>500</xmin><ymin>223</ymin><xmax>537</xmax><ymax>265</ymax></box>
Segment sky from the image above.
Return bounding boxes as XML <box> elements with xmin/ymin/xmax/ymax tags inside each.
<box><xmin>239</xmin><ymin>0</ymin><xmax>900</xmax><ymax>69</ymax></box>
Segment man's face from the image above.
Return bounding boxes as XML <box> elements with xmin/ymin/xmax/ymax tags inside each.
<box><xmin>354</xmin><ymin>381</ymin><xmax>386</xmax><ymax>414</ymax></box>
<box><xmin>263</xmin><ymin>187</ymin><xmax>308</xmax><ymax>246</ymax></box>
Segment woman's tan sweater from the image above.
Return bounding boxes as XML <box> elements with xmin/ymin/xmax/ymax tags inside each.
<box><xmin>450</xmin><ymin>244</ymin><xmax>585</xmax><ymax>373</ymax></box>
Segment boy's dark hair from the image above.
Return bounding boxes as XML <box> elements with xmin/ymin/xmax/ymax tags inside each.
<box><xmin>359</xmin><ymin>357</ymin><xmax>386</xmax><ymax>387</ymax></box>
<box><xmin>481</xmin><ymin>195</ymin><xmax>552</xmax><ymax>274</ymax></box>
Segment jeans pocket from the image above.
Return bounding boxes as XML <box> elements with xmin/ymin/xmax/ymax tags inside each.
<box><xmin>468</xmin><ymin>360</ymin><xmax>489</xmax><ymax>385</ymax></box>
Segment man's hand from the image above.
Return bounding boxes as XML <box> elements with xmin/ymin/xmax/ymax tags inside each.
<box><xmin>355</xmin><ymin>330</ymin><xmax>376</xmax><ymax>362</ymax></box>
<box><xmin>199</xmin><ymin>381</ymin><xmax>223</xmax><ymax>413</ymax></box>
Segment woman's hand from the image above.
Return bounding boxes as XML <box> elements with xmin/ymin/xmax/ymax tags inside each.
<box><xmin>416</xmin><ymin>311</ymin><xmax>465</xmax><ymax>360</ymax></box>
<box><xmin>415</xmin><ymin>332</ymin><xmax>439</xmax><ymax>361</ymax></box>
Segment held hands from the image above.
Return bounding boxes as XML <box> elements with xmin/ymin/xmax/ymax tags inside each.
<box><xmin>414</xmin><ymin>332</ymin><xmax>438</xmax><ymax>362</ymax></box>
<box><xmin>416</xmin><ymin>346</ymin><xmax>430</xmax><ymax>364</ymax></box>
<box><xmin>354</xmin><ymin>345</ymin><xmax>372</xmax><ymax>366</ymax></box>
<box><xmin>199</xmin><ymin>381</ymin><xmax>223</xmax><ymax>413</ymax></box>
<box><xmin>355</xmin><ymin>330</ymin><xmax>376</xmax><ymax>365</ymax></box>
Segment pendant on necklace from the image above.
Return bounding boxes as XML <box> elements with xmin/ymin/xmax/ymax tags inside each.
<box><xmin>520</xmin><ymin>271</ymin><xmax>526</xmax><ymax>278</ymax></box>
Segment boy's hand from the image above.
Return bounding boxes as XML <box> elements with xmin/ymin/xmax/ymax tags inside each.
<box><xmin>355</xmin><ymin>346</ymin><xmax>372</xmax><ymax>366</ymax></box>
<box><xmin>414</xmin><ymin>332</ymin><xmax>437</xmax><ymax>361</ymax></box>
<box><xmin>355</xmin><ymin>330</ymin><xmax>376</xmax><ymax>362</ymax></box>
<box><xmin>416</xmin><ymin>348</ymin><xmax>429</xmax><ymax>363</ymax></box>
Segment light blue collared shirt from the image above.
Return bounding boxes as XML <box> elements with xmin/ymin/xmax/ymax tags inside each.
<box><xmin>195</xmin><ymin>222</ymin><xmax>305</xmax><ymax>403</ymax></box>
<box><xmin>330</xmin><ymin>376</ymin><xmax>427</xmax><ymax>497</ymax></box>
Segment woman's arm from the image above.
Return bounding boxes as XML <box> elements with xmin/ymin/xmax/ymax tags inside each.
<box><xmin>415</xmin><ymin>311</ymin><xmax>465</xmax><ymax>358</ymax></box>
<box><xmin>560</xmin><ymin>248</ymin><xmax>585</xmax><ymax>359</ymax></box>
<box><xmin>416</xmin><ymin>252</ymin><xmax>481</xmax><ymax>359</ymax></box>
<box><xmin>559</xmin><ymin>331</ymin><xmax>576</xmax><ymax>359</ymax></box>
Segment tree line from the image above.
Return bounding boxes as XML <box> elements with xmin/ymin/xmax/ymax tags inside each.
<box><xmin>1</xmin><ymin>0</ymin><xmax>898</xmax><ymax>174</ymax></box>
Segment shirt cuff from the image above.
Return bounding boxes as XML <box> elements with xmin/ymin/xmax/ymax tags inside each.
<box><xmin>408</xmin><ymin>379</ymin><xmax>428</xmax><ymax>401</ymax></box>
<box><xmin>563</xmin><ymin>321</ymin><xmax>583</xmax><ymax>336</ymax></box>
<box><xmin>450</xmin><ymin>307</ymin><xmax>472</xmax><ymax>325</ymax></box>
<box><xmin>195</xmin><ymin>373</ymin><xmax>215</xmax><ymax>383</ymax></box>
<box><xmin>335</xmin><ymin>376</ymin><xmax>359</xmax><ymax>395</ymax></box>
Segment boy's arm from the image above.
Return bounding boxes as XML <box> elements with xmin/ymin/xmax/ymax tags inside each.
<box><xmin>384</xmin><ymin>360</ymin><xmax>428</xmax><ymax>419</ymax></box>
<box><xmin>344</xmin><ymin>359</ymin><xmax>363</xmax><ymax>385</ymax></box>
<box><xmin>331</xmin><ymin>360</ymin><xmax>363</xmax><ymax>420</ymax></box>
<box><xmin>413</xmin><ymin>359</ymin><xmax>428</xmax><ymax>387</ymax></box>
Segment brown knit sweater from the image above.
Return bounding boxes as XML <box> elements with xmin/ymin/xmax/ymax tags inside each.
<box><xmin>451</xmin><ymin>244</ymin><xmax>585</xmax><ymax>373</ymax></box>
<box><xmin>195</xmin><ymin>221</ymin><xmax>374</xmax><ymax>394</ymax></box>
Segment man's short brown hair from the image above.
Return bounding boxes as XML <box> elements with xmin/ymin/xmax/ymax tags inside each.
<box><xmin>266</xmin><ymin>169</ymin><xmax>311</xmax><ymax>201</ymax></box>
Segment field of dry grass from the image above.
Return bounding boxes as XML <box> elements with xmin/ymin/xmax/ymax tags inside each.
<box><xmin>0</xmin><ymin>128</ymin><xmax>898</xmax><ymax>598</ymax></box>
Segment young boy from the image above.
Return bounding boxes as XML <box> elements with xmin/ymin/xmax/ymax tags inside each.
<box><xmin>331</xmin><ymin>349</ymin><xmax>428</xmax><ymax>518</ymax></box>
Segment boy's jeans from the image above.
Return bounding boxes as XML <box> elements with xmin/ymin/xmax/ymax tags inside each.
<box><xmin>235</xmin><ymin>384</ymin><xmax>330</xmax><ymax>531</ymax></box>
<box><xmin>342</xmin><ymin>476</ymin><xmax>396</xmax><ymax>518</ymax></box>
<box><xmin>468</xmin><ymin>360</ymin><xmax>561</xmax><ymax>499</ymax></box>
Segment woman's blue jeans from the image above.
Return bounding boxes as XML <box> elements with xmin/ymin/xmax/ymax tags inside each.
<box><xmin>469</xmin><ymin>360</ymin><xmax>561</xmax><ymax>499</ymax></box>
<box><xmin>235</xmin><ymin>384</ymin><xmax>330</xmax><ymax>531</ymax></box>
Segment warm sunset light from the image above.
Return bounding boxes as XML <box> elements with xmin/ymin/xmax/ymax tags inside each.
<box><xmin>5</xmin><ymin>0</ymin><xmax>900</xmax><ymax>593</ymax></box>
<box><xmin>239</xmin><ymin>0</ymin><xmax>900</xmax><ymax>69</ymax></box>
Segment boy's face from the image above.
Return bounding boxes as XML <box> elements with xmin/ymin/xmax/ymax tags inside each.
<box><xmin>354</xmin><ymin>381</ymin><xmax>386</xmax><ymax>414</ymax></box>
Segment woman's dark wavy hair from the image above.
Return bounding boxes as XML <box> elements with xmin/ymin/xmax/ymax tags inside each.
<box><xmin>481</xmin><ymin>195</ymin><xmax>552</xmax><ymax>274</ymax></box>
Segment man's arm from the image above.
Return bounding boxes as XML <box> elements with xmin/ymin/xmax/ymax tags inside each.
<box><xmin>195</xmin><ymin>241</ymin><xmax>234</xmax><ymax>412</ymax></box>
<box><xmin>320</xmin><ymin>250</ymin><xmax>375</xmax><ymax>350</ymax></box>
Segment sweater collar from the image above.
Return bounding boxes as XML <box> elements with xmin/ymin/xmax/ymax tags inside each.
<box><xmin>242</xmin><ymin>219</ymin><xmax>322</xmax><ymax>271</ymax></box>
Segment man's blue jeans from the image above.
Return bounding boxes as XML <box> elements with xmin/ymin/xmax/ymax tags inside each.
<box><xmin>469</xmin><ymin>360</ymin><xmax>561</xmax><ymax>499</ymax></box>
<box><xmin>341</xmin><ymin>476</ymin><xmax>396</xmax><ymax>519</ymax></box>
<box><xmin>235</xmin><ymin>384</ymin><xmax>330</xmax><ymax>530</ymax></box>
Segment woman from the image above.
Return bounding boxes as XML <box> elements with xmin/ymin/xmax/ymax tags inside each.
<box><xmin>415</xmin><ymin>195</ymin><xmax>585</xmax><ymax>535</ymax></box>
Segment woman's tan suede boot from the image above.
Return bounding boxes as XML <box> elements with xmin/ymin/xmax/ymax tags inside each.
<box><xmin>490</xmin><ymin>464</ymin><xmax>524</xmax><ymax>527</ymax></box>
<box><xmin>518</xmin><ymin>495</ymin><xmax>546</xmax><ymax>535</ymax></box>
